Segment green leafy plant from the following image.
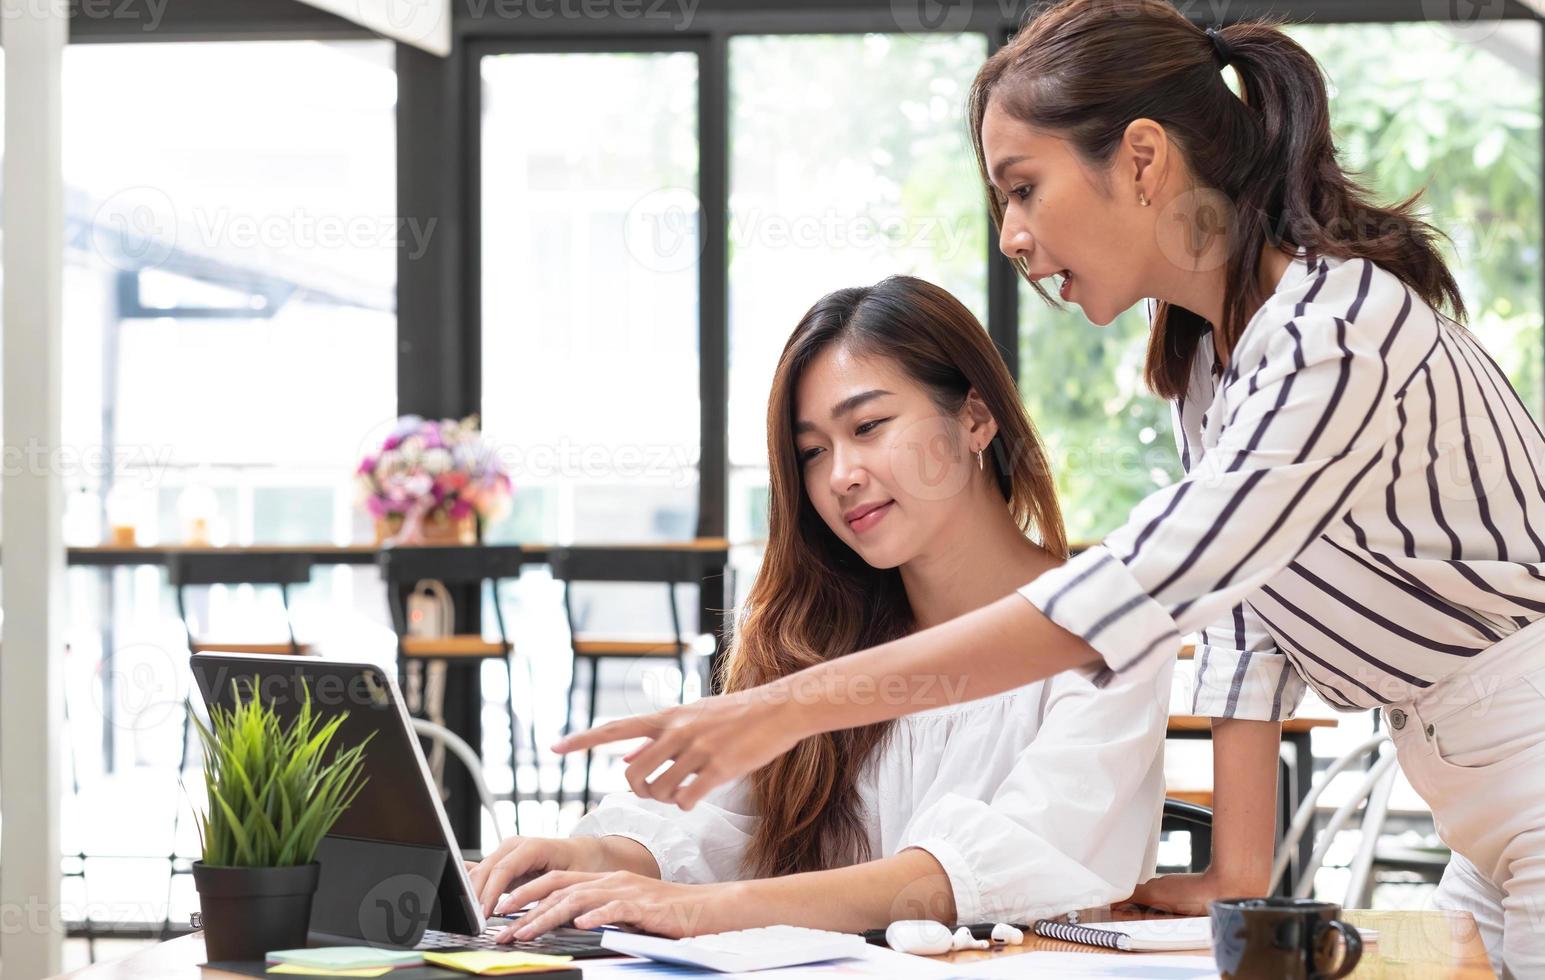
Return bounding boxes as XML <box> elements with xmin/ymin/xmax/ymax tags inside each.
<box><xmin>191</xmin><ymin>677</ymin><xmax>372</xmax><ymax>868</ymax></box>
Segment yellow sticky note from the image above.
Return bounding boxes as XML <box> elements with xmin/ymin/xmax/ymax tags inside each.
<box><xmin>266</xmin><ymin>965</ymin><xmax>395</xmax><ymax>978</ymax></box>
<box><xmin>422</xmin><ymin>950</ymin><xmax>574</xmax><ymax>975</ymax></box>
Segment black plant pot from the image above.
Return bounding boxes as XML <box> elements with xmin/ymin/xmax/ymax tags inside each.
<box><xmin>193</xmin><ymin>861</ymin><xmax>320</xmax><ymax>962</ymax></box>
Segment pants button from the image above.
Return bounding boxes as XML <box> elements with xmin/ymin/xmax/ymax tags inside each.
<box><xmin>1389</xmin><ymin>708</ymin><xmax>1407</xmax><ymax>730</ymax></box>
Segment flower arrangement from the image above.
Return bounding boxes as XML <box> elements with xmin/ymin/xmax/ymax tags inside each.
<box><xmin>356</xmin><ymin>415</ymin><xmax>512</xmax><ymax>542</ymax></box>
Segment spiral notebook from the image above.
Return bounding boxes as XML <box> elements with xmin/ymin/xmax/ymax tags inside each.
<box><xmin>1032</xmin><ymin>917</ymin><xmax>1378</xmax><ymax>953</ymax></box>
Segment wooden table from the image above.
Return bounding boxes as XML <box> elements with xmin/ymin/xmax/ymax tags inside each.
<box><xmin>1167</xmin><ymin>715</ymin><xmax>1340</xmax><ymax>889</ymax></box>
<box><xmin>50</xmin><ymin>910</ymin><xmax>1494</xmax><ymax>978</ymax></box>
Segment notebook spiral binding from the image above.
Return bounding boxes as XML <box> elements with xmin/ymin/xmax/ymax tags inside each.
<box><xmin>1032</xmin><ymin>920</ymin><xmax>1128</xmax><ymax>950</ymax></box>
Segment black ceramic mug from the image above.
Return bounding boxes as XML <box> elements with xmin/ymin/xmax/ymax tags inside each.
<box><xmin>1210</xmin><ymin>897</ymin><xmax>1363</xmax><ymax>979</ymax></box>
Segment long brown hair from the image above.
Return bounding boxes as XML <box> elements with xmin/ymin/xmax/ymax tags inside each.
<box><xmin>968</xmin><ymin>0</ymin><xmax>1466</xmax><ymax>398</ymax></box>
<box><xmin>723</xmin><ymin>275</ymin><xmax>1066</xmax><ymax>878</ymax></box>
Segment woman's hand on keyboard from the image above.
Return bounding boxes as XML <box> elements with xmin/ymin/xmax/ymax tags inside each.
<box><xmin>471</xmin><ymin>836</ymin><xmax>662</xmax><ymax>919</ymax></box>
<box><xmin>494</xmin><ymin>870</ymin><xmax>734</xmax><ymax>942</ymax></box>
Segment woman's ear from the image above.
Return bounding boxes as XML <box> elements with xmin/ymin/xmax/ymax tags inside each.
<box><xmin>960</xmin><ymin>389</ymin><xmax>999</xmax><ymax>451</ymax></box>
<box><xmin>1121</xmin><ymin>117</ymin><xmax>1169</xmax><ymax>203</ymax></box>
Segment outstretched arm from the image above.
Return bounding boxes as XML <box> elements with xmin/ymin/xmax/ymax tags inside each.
<box><xmin>555</xmin><ymin>592</ymin><xmax>1101</xmax><ymax>809</ymax></box>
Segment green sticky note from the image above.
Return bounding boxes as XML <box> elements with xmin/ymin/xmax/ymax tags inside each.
<box><xmin>266</xmin><ymin>965</ymin><xmax>394</xmax><ymax>978</ymax></box>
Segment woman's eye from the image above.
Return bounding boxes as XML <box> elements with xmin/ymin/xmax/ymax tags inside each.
<box><xmin>1012</xmin><ymin>184</ymin><xmax>1034</xmax><ymax>202</ymax></box>
<box><xmin>856</xmin><ymin>418</ymin><xmax>890</xmax><ymax>436</ymax></box>
<box><xmin>799</xmin><ymin>447</ymin><xmax>824</xmax><ymax>464</ymax></box>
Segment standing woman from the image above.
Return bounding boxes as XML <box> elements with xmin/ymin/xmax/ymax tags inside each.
<box><xmin>561</xmin><ymin>2</ymin><xmax>1545</xmax><ymax>974</ymax></box>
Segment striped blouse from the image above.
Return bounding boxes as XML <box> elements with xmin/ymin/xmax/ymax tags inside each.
<box><xmin>1018</xmin><ymin>251</ymin><xmax>1545</xmax><ymax>720</ymax></box>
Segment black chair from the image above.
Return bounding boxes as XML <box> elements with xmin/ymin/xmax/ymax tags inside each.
<box><xmin>1161</xmin><ymin>798</ymin><xmax>1214</xmax><ymax>874</ymax></box>
<box><xmin>549</xmin><ymin>546</ymin><xmax>714</xmax><ymax>812</ymax></box>
<box><xmin>377</xmin><ymin>545</ymin><xmax>536</xmax><ymax>831</ymax></box>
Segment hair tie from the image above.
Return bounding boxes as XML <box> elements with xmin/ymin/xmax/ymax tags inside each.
<box><xmin>1205</xmin><ymin>25</ymin><xmax>1233</xmax><ymax>68</ymax></box>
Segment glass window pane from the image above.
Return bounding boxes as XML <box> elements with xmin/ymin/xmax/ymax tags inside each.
<box><xmin>727</xmin><ymin>33</ymin><xmax>990</xmax><ymax>547</ymax></box>
<box><xmin>479</xmin><ymin>51</ymin><xmax>700</xmax><ymax>544</ymax></box>
<box><xmin>63</xmin><ymin>40</ymin><xmax>398</xmax><ymax>547</ymax></box>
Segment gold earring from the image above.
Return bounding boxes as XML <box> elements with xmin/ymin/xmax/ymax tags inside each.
<box><xmin>976</xmin><ymin>449</ymin><xmax>984</xmax><ymax>471</ymax></box>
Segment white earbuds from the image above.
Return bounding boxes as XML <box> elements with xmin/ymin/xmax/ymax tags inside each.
<box><xmin>884</xmin><ymin>920</ymin><xmax>954</xmax><ymax>956</ymax></box>
<box><xmin>951</xmin><ymin>927</ymin><xmax>989</xmax><ymax>951</ymax></box>
<box><xmin>885</xmin><ymin>920</ymin><xmax>1025</xmax><ymax>956</ymax></box>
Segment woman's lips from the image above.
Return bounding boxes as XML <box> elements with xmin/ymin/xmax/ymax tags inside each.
<box><xmin>847</xmin><ymin>500</ymin><xmax>894</xmax><ymax>534</ymax></box>
<box><xmin>1059</xmin><ymin>269</ymin><xmax>1074</xmax><ymax>301</ymax></box>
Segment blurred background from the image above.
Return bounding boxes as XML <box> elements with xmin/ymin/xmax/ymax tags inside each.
<box><xmin>4</xmin><ymin>0</ymin><xmax>1542</xmax><ymax>972</ymax></box>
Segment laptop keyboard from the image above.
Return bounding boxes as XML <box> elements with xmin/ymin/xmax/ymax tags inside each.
<box><xmin>418</xmin><ymin>921</ymin><xmax>612</xmax><ymax>959</ymax></box>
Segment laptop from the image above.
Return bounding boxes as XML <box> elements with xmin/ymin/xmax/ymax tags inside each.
<box><xmin>189</xmin><ymin>652</ymin><xmax>612</xmax><ymax>959</ymax></box>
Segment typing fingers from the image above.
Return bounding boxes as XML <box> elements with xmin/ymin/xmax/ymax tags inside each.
<box><xmin>498</xmin><ymin>869</ymin><xmax>592</xmax><ymax>917</ymax></box>
<box><xmin>507</xmin><ymin>876</ymin><xmax>610</xmax><ymax>941</ymax></box>
<box><xmin>476</xmin><ymin>838</ymin><xmax>554</xmax><ymax>917</ymax></box>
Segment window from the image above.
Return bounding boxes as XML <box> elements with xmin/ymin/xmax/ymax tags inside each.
<box><xmin>63</xmin><ymin>41</ymin><xmax>398</xmax><ymax>548</ymax></box>
<box><xmin>726</xmin><ymin>33</ymin><xmax>989</xmax><ymax>549</ymax></box>
<box><xmin>479</xmin><ymin>50</ymin><xmax>701</xmax><ymax>545</ymax></box>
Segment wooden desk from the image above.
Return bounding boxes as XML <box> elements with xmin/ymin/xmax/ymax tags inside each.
<box><xmin>1167</xmin><ymin>715</ymin><xmax>1339</xmax><ymax>890</ymax></box>
<box><xmin>50</xmin><ymin>910</ymin><xmax>1494</xmax><ymax>979</ymax></box>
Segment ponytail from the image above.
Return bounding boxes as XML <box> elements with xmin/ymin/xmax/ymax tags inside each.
<box><xmin>969</xmin><ymin>0</ymin><xmax>1465</xmax><ymax>399</ymax></box>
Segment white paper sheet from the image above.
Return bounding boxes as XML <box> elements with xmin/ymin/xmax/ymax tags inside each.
<box><xmin>574</xmin><ymin>944</ymin><xmax>964</xmax><ymax>979</ymax></box>
<box><xmin>944</xmin><ymin>951</ymin><xmax>1220</xmax><ymax>979</ymax></box>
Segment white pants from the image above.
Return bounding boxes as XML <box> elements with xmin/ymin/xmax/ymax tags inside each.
<box><xmin>1383</xmin><ymin>614</ymin><xmax>1545</xmax><ymax>980</ymax></box>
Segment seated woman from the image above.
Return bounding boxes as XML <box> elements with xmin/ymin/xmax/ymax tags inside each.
<box><xmin>469</xmin><ymin>275</ymin><xmax>1173</xmax><ymax>941</ymax></box>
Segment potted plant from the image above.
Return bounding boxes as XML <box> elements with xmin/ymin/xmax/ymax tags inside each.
<box><xmin>355</xmin><ymin>414</ymin><xmax>514</xmax><ymax>546</ymax></box>
<box><xmin>189</xmin><ymin>679</ymin><xmax>371</xmax><ymax>962</ymax></box>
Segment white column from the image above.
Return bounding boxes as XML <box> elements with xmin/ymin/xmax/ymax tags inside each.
<box><xmin>1</xmin><ymin>0</ymin><xmax>68</xmax><ymax>973</ymax></box>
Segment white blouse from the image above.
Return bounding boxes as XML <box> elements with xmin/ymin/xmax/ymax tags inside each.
<box><xmin>572</xmin><ymin>659</ymin><xmax>1171</xmax><ymax>923</ymax></box>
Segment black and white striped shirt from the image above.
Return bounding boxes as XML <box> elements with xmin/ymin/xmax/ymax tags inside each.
<box><xmin>1019</xmin><ymin>252</ymin><xmax>1545</xmax><ymax>720</ymax></box>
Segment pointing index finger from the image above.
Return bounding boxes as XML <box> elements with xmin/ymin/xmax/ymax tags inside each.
<box><xmin>552</xmin><ymin>714</ymin><xmax>664</xmax><ymax>754</ymax></box>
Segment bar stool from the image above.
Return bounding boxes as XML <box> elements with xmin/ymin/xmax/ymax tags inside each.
<box><xmin>168</xmin><ymin>551</ymin><xmax>316</xmax><ymax>768</ymax></box>
<box><xmin>377</xmin><ymin>545</ymin><xmax>535</xmax><ymax>832</ymax></box>
<box><xmin>550</xmin><ymin>546</ymin><xmax>715</xmax><ymax>813</ymax></box>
